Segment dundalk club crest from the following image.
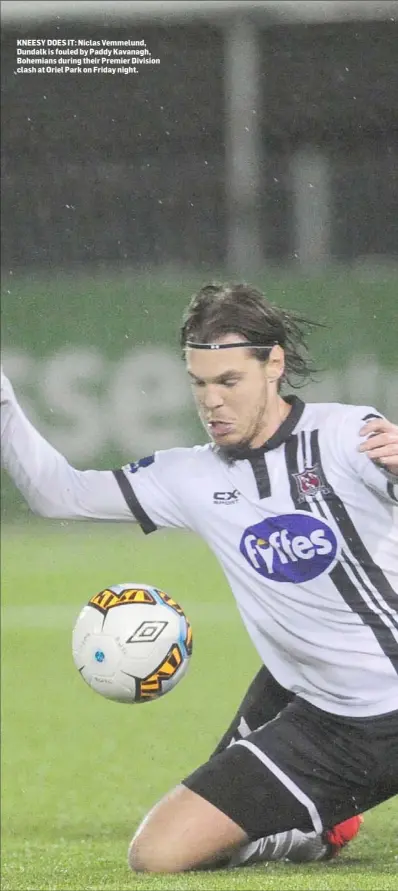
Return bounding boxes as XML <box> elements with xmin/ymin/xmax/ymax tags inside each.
<box><xmin>292</xmin><ymin>464</ymin><xmax>332</xmax><ymax>502</ymax></box>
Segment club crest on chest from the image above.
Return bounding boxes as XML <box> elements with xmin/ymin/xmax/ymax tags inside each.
<box><xmin>292</xmin><ymin>464</ymin><xmax>332</xmax><ymax>502</ymax></box>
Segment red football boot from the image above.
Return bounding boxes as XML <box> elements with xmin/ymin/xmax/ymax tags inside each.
<box><xmin>323</xmin><ymin>814</ymin><xmax>363</xmax><ymax>858</ymax></box>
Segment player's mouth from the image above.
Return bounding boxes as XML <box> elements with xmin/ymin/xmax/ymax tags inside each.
<box><xmin>207</xmin><ymin>420</ymin><xmax>235</xmax><ymax>438</ymax></box>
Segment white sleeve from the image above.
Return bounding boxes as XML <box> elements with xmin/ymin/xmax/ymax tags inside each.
<box><xmin>115</xmin><ymin>449</ymin><xmax>198</xmax><ymax>533</ymax></box>
<box><xmin>1</xmin><ymin>372</ymin><xmax>192</xmax><ymax>528</ymax></box>
<box><xmin>338</xmin><ymin>405</ymin><xmax>398</xmax><ymax>505</ymax></box>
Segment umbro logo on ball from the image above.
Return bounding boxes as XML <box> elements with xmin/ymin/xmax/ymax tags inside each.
<box><xmin>126</xmin><ymin>620</ymin><xmax>169</xmax><ymax>643</ymax></box>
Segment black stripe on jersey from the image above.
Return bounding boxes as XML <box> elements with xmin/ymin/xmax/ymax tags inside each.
<box><xmin>300</xmin><ymin>431</ymin><xmax>309</xmax><ymax>467</ymax></box>
<box><xmin>387</xmin><ymin>482</ymin><xmax>398</xmax><ymax>504</ymax></box>
<box><xmin>246</xmin><ymin>454</ymin><xmax>271</xmax><ymax>499</ymax></box>
<box><xmin>309</xmin><ymin>483</ymin><xmax>398</xmax><ymax>656</ymax></box>
<box><xmin>285</xmin><ymin>434</ymin><xmax>302</xmax><ymax>503</ymax></box>
<box><xmin>329</xmin><ymin>562</ymin><xmax>398</xmax><ymax>672</ymax></box>
<box><xmin>112</xmin><ymin>469</ymin><xmax>157</xmax><ymax>535</ymax></box>
<box><xmin>362</xmin><ymin>413</ymin><xmax>383</xmax><ymax>422</ymax></box>
<box><xmin>284</xmin><ymin>433</ymin><xmax>398</xmax><ymax>673</ymax></box>
<box><xmin>308</xmin><ymin>430</ymin><xmax>398</xmax><ymax>663</ymax></box>
<box><xmin>309</xmin><ymin>430</ymin><xmax>398</xmax><ymax>625</ymax></box>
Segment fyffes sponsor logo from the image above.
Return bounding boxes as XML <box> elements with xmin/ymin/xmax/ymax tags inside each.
<box><xmin>240</xmin><ymin>513</ymin><xmax>338</xmax><ymax>583</ymax></box>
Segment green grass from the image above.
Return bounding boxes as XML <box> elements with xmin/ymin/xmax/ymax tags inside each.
<box><xmin>1</xmin><ymin>522</ymin><xmax>397</xmax><ymax>890</ymax></box>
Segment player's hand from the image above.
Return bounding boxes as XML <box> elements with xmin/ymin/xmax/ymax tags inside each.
<box><xmin>358</xmin><ymin>418</ymin><xmax>398</xmax><ymax>473</ymax></box>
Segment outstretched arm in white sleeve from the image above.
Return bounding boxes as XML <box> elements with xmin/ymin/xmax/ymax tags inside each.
<box><xmin>1</xmin><ymin>368</ymin><xmax>136</xmax><ymax>521</ymax></box>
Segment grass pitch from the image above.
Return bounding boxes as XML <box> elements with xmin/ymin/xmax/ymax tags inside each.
<box><xmin>1</xmin><ymin>521</ymin><xmax>397</xmax><ymax>890</ymax></box>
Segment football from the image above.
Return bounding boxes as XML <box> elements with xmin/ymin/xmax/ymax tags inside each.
<box><xmin>72</xmin><ymin>583</ymin><xmax>193</xmax><ymax>703</ymax></box>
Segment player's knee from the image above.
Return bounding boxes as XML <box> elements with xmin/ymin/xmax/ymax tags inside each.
<box><xmin>128</xmin><ymin>831</ymin><xmax>182</xmax><ymax>874</ymax></box>
<box><xmin>127</xmin><ymin>838</ymin><xmax>155</xmax><ymax>873</ymax></box>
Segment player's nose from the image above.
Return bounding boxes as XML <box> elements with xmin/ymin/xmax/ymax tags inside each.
<box><xmin>202</xmin><ymin>385</ymin><xmax>224</xmax><ymax>410</ymax></box>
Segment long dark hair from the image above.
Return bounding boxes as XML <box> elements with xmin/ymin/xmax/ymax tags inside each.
<box><xmin>180</xmin><ymin>282</ymin><xmax>323</xmax><ymax>388</ymax></box>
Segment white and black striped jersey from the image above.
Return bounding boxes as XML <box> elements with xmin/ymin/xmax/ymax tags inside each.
<box><xmin>2</xmin><ymin>373</ymin><xmax>398</xmax><ymax>717</ymax></box>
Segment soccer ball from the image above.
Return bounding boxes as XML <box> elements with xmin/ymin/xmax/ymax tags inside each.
<box><xmin>72</xmin><ymin>583</ymin><xmax>193</xmax><ymax>704</ymax></box>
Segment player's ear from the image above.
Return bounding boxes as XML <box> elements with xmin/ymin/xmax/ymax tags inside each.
<box><xmin>266</xmin><ymin>344</ymin><xmax>285</xmax><ymax>383</ymax></box>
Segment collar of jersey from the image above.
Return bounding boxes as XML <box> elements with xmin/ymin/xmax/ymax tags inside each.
<box><xmin>215</xmin><ymin>395</ymin><xmax>305</xmax><ymax>461</ymax></box>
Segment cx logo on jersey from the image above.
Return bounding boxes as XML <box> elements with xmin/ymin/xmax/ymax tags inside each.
<box><xmin>240</xmin><ymin>512</ymin><xmax>338</xmax><ymax>582</ymax></box>
<box><xmin>213</xmin><ymin>490</ymin><xmax>239</xmax><ymax>504</ymax></box>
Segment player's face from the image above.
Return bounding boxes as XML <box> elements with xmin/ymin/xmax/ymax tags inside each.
<box><xmin>186</xmin><ymin>334</ymin><xmax>284</xmax><ymax>448</ymax></box>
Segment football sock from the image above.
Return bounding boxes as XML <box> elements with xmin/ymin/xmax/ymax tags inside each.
<box><xmin>227</xmin><ymin>828</ymin><xmax>329</xmax><ymax>866</ymax></box>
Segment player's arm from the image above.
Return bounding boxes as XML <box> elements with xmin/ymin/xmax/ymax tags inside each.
<box><xmin>341</xmin><ymin>408</ymin><xmax>398</xmax><ymax>504</ymax></box>
<box><xmin>358</xmin><ymin>417</ymin><xmax>398</xmax><ymax>474</ymax></box>
<box><xmin>1</xmin><ymin>369</ymin><xmax>189</xmax><ymax>529</ymax></box>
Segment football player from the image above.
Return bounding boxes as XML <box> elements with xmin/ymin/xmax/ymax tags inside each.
<box><xmin>2</xmin><ymin>282</ymin><xmax>397</xmax><ymax>872</ymax></box>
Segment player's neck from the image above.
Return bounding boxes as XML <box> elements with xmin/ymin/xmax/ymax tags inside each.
<box><xmin>250</xmin><ymin>395</ymin><xmax>292</xmax><ymax>448</ymax></box>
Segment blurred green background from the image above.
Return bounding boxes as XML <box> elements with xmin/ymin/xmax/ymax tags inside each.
<box><xmin>2</xmin><ymin>268</ymin><xmax>397</xmax><ymax>517</ymax></box>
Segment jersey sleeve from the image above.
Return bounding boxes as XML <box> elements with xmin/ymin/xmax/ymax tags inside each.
<box><xmin>1</xmin><ymin>370</ymin><xmax>193</xmax><ymax>528</ymax></box>
<box><xmin>114</xmin><ymin>450</ymin><xmax>197</xmax><ymax>533</ymax></box>
<box><xmin>338</xmin><ymin>406</ymin><xmax>398</xmax><ymax>504</ymax></box>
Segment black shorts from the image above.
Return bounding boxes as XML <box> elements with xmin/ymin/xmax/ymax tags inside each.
<box><xmin>183</xmin><ymin>667</ymin><xmax>398</xmax><ymax>840</ymax></box>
